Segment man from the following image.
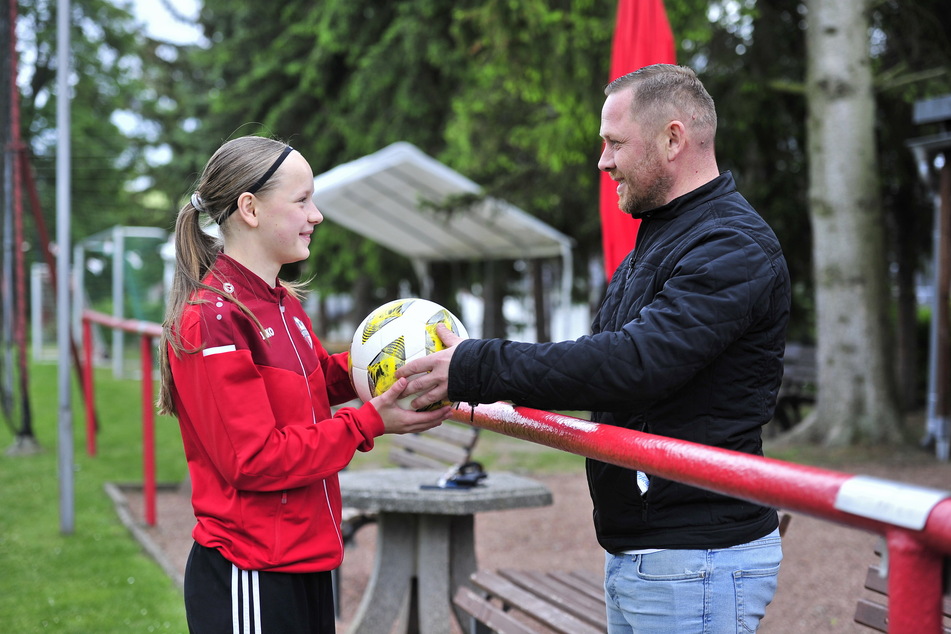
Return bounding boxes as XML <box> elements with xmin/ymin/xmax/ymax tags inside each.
<box><xmin>399</xmin><ymin>64</ymin><xmax>790</xmax><ymax>633</ymax></box>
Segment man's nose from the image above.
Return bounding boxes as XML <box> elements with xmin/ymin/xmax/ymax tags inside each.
<box><xmin>598</xmin><ymin>145</ymin><xmax>614</xmax><ymax>172</ymax></box>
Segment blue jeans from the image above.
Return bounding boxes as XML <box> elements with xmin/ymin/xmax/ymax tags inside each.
<box><xmin>604</xmin><ymin>529</ymin><xmax>782</xmax><ymax>633</ymax></box>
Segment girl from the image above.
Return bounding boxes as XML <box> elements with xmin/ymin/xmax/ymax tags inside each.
<box><xmin>157</xmin><ymin>136</ymin><xmax>449</xmax><ymax>633</ymax></box>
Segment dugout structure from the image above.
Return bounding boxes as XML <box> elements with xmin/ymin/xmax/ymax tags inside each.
<box><xmin>312</xmin><ymin>142</ymin><xmax>576</xmax><ymax>341</ymax></box>
<box><xmin>31</xmin><ymin>225</ymin><xmax>168</xmax><ymax>378</ymax></box>
<box><xmin>908</xmin><ymin>94</ymin><xmax>951</xmax><ymax>461</ymax></box>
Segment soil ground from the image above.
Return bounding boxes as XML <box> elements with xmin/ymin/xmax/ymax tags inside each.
<box><xmin>118</xmin><ymin>445</ymin><xmax>951</xmax><ymax>633</ymax></box>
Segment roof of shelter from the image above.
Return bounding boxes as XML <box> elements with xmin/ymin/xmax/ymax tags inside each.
<box><xmin>311</xmin><ymin>142</ymin><xmax>572</xmax><ymax>262</ymax></box>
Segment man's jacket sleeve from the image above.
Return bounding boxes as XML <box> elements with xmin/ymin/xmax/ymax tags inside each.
<box><xmin>448</xmin><ymin>227</ymin><xmax>779</xmax><ymax>412</ymax></box>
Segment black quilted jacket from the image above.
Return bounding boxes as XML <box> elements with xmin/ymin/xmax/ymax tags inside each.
<box><xmin>449</xmin><ymin>172</ymin><xmax>790</xmax><ymax>552</ymax></box>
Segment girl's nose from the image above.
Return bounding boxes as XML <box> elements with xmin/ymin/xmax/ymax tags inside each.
<box><xmin>310</xmin><ymin>199</ymin><xmax>324</xmax><ymax>225</ymax></box>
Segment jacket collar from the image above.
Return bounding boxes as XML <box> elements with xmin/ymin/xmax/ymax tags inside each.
<box><xmin>210</xmin><ymin>253</ymin><xmax>287</xmax><ymax>303</ymax></box>
<box><xmin>636</xmin><ymin>171</ymin><xmax>736</xmax><ymax>220</ymax></box>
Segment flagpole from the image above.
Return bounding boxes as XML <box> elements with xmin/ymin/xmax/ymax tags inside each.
<box><xmin>56</xmin><ymin>0</ymin><xmax>74</xmax><ymax>535</ymax></box>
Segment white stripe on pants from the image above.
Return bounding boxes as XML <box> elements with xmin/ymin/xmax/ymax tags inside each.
<box><xmin>231</xmin><ymin>565</ymin><xmax>261</xmax><ymax>634</ymax></box>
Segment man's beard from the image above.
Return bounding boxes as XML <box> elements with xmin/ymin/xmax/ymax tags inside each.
<box><xmin>620</xmin><ymin>171</ymin><xmax>673</xmax><ymax>218</ymax></box>
<box><xmin>617</xmin><ymin>147</ymin><xmax>673</xmax><ymax>218</ymax></box>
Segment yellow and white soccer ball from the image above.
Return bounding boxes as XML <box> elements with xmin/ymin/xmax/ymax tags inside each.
<box><xmin>349</xmin><ymin>298</ymin><xmax>469</xmax><ymax>410</ymax></box>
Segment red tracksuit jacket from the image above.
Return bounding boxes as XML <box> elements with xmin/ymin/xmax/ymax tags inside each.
<box><xmin>169</xmin><ymin>254</ymin><xmax>384</xmax><ymax>572</ymax></box>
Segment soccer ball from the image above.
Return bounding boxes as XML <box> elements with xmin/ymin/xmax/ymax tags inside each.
<box><xmin>349</xmin><ymin>298</ymin><xmax>469</xmax><ymax>410</ymax></box>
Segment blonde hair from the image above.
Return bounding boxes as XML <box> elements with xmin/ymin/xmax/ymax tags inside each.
<box><xmin>157</xmin><ymin>136</ymin><xmax>304</xmax><ymax>416</ymax></box>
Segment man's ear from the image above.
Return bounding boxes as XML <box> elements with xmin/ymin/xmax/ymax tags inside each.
<box><xmin>665</xmin><ymin>120</ymin><xmax>686</xmax><ymax>161</ymax></box>
<box><xmin>235</xmin><ymin>192</ymin><xmax>259</xmax><ymax>227</ymax></box>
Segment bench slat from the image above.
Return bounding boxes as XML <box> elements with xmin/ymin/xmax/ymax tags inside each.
<box><xmin>864</xmin><ymin>563</ymin><xmax>951</xmax><ymax>614</ymax></box>
<box><xmin>390</xmin><ymin>421</ymin><xmax>478</xmax><ymax>452</ymax></box>
<box><xmin>453</xmin><ymin>586</ymin><xmax>537</xmax><ymax>634</ymax></box>
<box><xmin>856</xmin><ymin>562</ymin><xmax>951</xmax><ymax>632</ymax></box>
<box><xmin>420</xmin><ymin>421</ymin><xmax>479</xmax><ymax>447</ymax></box>
<box><xmin>390</xmin><ymin>430</ymin><xmax>473</xmax><ymax>469</ymax></box>
<box><xmin>555</xmin><ymin>570</ymin><xmax>605</xmax><ymax>603</ymax></box>
<box><xmin>864</xmin><ymin>565</ymin><xmax>887</xmax><ymax>595</ymax></box>
<box><xmin>388</xmin><ymin>446</ymin><xmax>460</xmax><ymax>470</ymax></box>
<box><xmin>498</xmin><ymin>569</ymin><xmax>606</xmax><ymax>629</ymax></box>
<box><xmin>471</xmin><ymin>569</ymin><xmax>603</xmax><ymax>634</ymax></box>
<box><xmin>854</xmin><ymin>598</ymin><xmax>889</xmax><ymax>632</ymax></box>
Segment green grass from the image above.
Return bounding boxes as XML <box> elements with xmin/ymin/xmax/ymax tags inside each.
<box><xmin>0</xmin><ymin>362</ymin><xmax>188</xmax><ymax>633</ymax></box>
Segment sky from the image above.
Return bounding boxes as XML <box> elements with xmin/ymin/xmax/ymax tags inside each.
<box><xmin>128</xmin><ymin>0</ymin><xmax>203</xmax><ymax>46</ymax></box>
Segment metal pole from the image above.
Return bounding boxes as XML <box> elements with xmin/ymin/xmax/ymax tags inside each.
<box><xmin>82</xmin><ymin>318</ymin><xmax>94</xmax><ymax>456</ymax></box>
<box><xmin>140</xmin><ymin>334</ymin><xmax>155</xmax><ymax>526</ymax></box>
<box><xmin>56</xmin><ymin>0</ymin><xmax>73</xmax><ymax>535</ymax></box>
<box><xmin>937</xmin><ymin>157</ymin><xmax>951</xmax><ymax>461</ymax></box>
<box><xmin>925</xmin><ymin>186</ymin><xmax>941</xmax><ymax>445</ymax></box>
<box><xmin>1</xmin><ymin>143</ymin><xmax>13</xmax><ymax>425</ymax></box>
<box><xmin>560</xmin><ymin>243</ymin><xmax>573</xmax><ymax>341</ymax></box>
<box><xmin>886</xmin><ymin>529</ymin><xmax>945</xmax><ymax>634</ymax></box>
<box><xmin>112</xmin><ymin>225</ymin><xmax>124</xmax><ymax>378</ymax></box>
<box><xmin>5</xmin><ymin>0</ymin><xmax>36</xmax><ymax>450</ymax></box>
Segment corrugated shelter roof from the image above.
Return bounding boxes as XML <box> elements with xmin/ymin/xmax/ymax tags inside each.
<box><xmin>311</xmin><ymin>141</ymin><xmax>573</xmax><ymax>262</ymax></box>
<box><xmin>311</xmin><ymin>142</ymin><xmax>574</xmax><ymax>339</ymax></box>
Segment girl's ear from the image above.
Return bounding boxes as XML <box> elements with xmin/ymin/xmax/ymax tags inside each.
<box><xmin>234</xmin><ymin>192</ymin><xmax>259</xmax><ymax>228</ymax></box>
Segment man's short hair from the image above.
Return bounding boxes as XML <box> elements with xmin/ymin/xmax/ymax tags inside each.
<box><xmin>606</xmin><ymin>64</ymin><xmax>717</xmax><ymax>139</ymax></box>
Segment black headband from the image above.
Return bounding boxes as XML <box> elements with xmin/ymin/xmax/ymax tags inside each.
<box><xmin>219</xmin><ymin>145</ymin><xmax>295</xmax><ymax>224</ymax></box>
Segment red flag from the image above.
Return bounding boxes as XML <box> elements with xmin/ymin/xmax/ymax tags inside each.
<box><xmin>600</xmin><ymin>0</ymin><xmax>676</xmax><ymax>280</ymax></box>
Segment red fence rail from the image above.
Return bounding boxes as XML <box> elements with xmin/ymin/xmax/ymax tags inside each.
<box><xmin>81</xmin><ymin>310</ymin><xmax>162</xmax><ymax>526</ymax></box>
<box><xmin>448</xmin><ymin>401</ymin><xmax>951</xmax><ymax>634</ymax></box>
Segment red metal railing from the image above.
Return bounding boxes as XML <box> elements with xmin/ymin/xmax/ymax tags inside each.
<box><xmin>81</xmin><ymin>310</ymin><xmax>162</xmax><ymax>526</ymax></box>
<box><xmin>448</xmin><ymin>401</ymin><xmax>951</xmax><ymax>634</ymax></box>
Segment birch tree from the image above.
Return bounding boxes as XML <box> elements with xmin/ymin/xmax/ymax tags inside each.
<box><xmin>799</xmin><ymin>0</ymin><xmax>902</xmax><ymax>444</ymax></box>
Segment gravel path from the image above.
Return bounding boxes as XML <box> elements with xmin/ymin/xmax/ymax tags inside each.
<box><xmin>118</xmin><ymin>454</ymin><xmax>950</xmax><ymax>633</ymax></box>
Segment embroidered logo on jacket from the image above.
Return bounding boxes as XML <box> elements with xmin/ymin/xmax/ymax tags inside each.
<box><xmin>293</xmin><ymin>317</ymin><xmax>313</xmax><ymax>348</ymax></box>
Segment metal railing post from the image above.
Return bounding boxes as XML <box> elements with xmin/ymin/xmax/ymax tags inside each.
<box><xmin>141</xmin><ymin>333</ymin><xmax>156</xmax><ymax>526</ymax></box>
<box><xmin>82</xmin><ymin>317</ymin><xmax>95</xmax><ymax>456</ymax></box>
<box><xmin>886</xmin><ymin>529</ymin><xmax>945</xmax><ymax>633</ymax></box>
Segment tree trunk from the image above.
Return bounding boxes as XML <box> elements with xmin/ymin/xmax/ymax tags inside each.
<box><xmin>429</xmin><ymin>261</ymin><xmax>462</xmax><ymax>319</ymax></box>
<box><xmin>804</xmin><ymin>0</ymin><xmax>903</xmax><ymax>444</ymax></box>
<box><xmin>532</xmin><ymin>260</ymin><xmax>550</xmax><ymax>343</ymax></box>
<box><xmin>890</xmin><ymin>197</ymin><xmax>921</xmax><ymax>411</ymax></box>
<box><xmin>482</xmin><ymin>260</ymin><xmax>507</xmax><ymax>339</ymax></box>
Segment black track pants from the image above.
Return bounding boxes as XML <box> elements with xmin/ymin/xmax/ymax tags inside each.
<box><xmin>183</xmin><ymin>542</ymin><xmax>335</xmax><ymax>634</ymax></box>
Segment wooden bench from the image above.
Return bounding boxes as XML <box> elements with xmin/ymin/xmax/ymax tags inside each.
<box><xmin>389</xmin><ymin>419</ymin><xmax>480</xmax><ymax>469</ymax></box>
<box><xmin>853</xmin><ymin>547</ymin><xmax>951</xmax><ymax>632</ymax></box>
<box><xmin>454</xmin><ymin>569</ymin><xmax>607</xmax><ymax>634</ymax></box>
<box><xmin>455</xmin><ymin>514</ymin><xmax>792</xmax><ymax>634</ymax></box>
<box><xmin>773</xmin><ymin>343</ymin><xmax>817</xmax><ymax>431</ymax></box>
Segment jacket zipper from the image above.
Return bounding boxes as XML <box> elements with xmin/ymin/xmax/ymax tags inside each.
<box><xmin>276</xmin><ymin>303</ymin><xmax>317</xmax><ymax>511</ymax></box>
<box><xmin>276</xmin><ymin>304</ymin><xmax>336</xmax><ymax>534</ymax></box>
<box><xmin>279</xmin><ymin>303</ymin><xmax>317</xmax><ymax>425</ymax></box>
<box><xmin>324</xmin><ymin>480</ymin><xmax>344</xmax><ymax>550</ymax></box>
